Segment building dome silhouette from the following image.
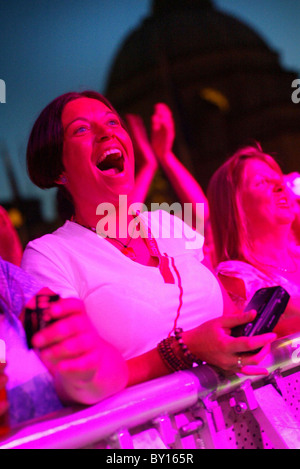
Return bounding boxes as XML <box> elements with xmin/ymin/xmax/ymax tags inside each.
<box><xmin>107</xmin><ymin>0</ymin><xmax>273</xmax><ymax>92</ymax></box>
<box><xmin>105</xmin><ymin>0</ymin><xmax>300</xmax><ymax>196</ymax></box>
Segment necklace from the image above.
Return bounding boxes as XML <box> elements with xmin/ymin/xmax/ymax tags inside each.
<box><xmin>253</xmin><ymin>253</ymin><xmax>298</xmax><ymax>274</ymax></box>
<box><xmin>101</xmin><ymin>231</ymin><xmax>136</xmax><ymax>260</ymax></box>
<box><xmin>72</xmin><ymin>217</ymin><xmax>137</xmax><ymax>260</ymax></box>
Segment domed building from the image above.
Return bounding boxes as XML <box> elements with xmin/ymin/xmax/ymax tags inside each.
<box><xmin>105</xmin><ymin>0</ymin><xmax>300</xmax><ymax>200</ymax></box>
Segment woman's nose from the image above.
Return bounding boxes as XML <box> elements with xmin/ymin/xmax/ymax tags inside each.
<box><xmin>94</xmin><ymin>122</ymin><xmax>115</xmax><ymax>142</ymax></box>
<box><xmin>273</xmin><ymin>180</ymin><xmax>285</xmax><ymax>192</ymax></box>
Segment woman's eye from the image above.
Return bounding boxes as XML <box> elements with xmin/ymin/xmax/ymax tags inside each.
<box><xmin>254</xmin><ymin>177</ymin><xmax>273</xmax><ymax>187</ymax></box>
<box><xmin>107</xmin><ymin>118</ymin><xmax>120</xmax><ymax>126</ymax></box>
<box><xmin>254</xmin><ymin>179</ymin><xmax>266</xmax><ymax>187</ymax></box>
<box><xmin>74</xmin><ymin>125</ymin><xmax>89</xmax><ymax>135</ymax></box>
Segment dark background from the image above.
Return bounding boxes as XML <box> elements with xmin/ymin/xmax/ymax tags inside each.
<box><xmin>0</xmin><ymin>0</ymin><xmax>299</xmax><ymax>244</ymax></box>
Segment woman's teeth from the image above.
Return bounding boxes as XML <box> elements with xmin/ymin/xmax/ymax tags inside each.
<box><xmin>96</xmin><ymin>149</ymin><xmax>124</xmax><ymax>173</ymax></box>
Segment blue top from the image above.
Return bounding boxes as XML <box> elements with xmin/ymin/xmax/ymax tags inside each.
<box><xmin>0</xmin><ymin>259</ymin><xmax>63</xmax><ymax>426</ymax></box>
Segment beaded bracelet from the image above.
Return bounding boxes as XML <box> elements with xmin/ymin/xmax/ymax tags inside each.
<box><xmin>174</xmin><ymin>328</ymin><xmax>202</xmax><ymax>367</ymax></box>
<box><xmin>157</xmin><ymin>337</ymin><xmax>188</xmax><ymax>372</ymax></box>
<box><xmin>158</xmin><ymin>329</ymin><xmax>202</xmax><ymax>372</ymax></box>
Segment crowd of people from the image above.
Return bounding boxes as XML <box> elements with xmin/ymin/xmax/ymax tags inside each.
<box><xmin>1</xmin><ymin>89</ymin><xmax>300</xmax><ymax>434</ymax></box>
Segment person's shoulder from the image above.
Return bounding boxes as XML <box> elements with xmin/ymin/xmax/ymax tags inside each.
<box><xmin>216</xmin><ymin>259</ymin><xmax>274</xmax><ymax>289</ymax></box>
<box><xmin>25</xmin><ymin>221</ymin><xmax>77</xmax><ymax>250</ymax></box>
<box><xmin>0</xmin><ymin>257</ymin><xmax>43</xmax><ymax>305</ymax></box>
<box><xmin>140</xmin><ymin>209</ymin><xmax>203</xmax><ymax>238</ymax></box>
<box><xmin>216</xmin><ymin>259</ymin><xmax>254</xmax><ymax>274</ymax></box>
<box><xmin>0</xmin><ymin>256</ymin><xmax>23</xmax><ymax>278</ymax></box>
<box><xmin>139</xmin><ymin>210</ymin><xmax>204</xmax><ymax>252</ymax></box>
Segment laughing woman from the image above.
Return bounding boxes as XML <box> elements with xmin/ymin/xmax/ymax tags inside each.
<box><xmin>207</xmin><ymin>144</ymin><xmax>300</xmax><ymax>337</ymax></box>
<box><xmin>22</xmin><ymin>91</ymin><xmax>276</xmax><ymax>383</ymax></box>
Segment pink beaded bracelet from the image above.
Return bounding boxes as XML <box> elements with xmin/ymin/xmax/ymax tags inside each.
<box><xmin>174</xmin><ymin>328</ymin><xmax>202</xmax><ymax>367</ymax></box>
<box><xmin>157</xmin><ymin>328</ymin><xmax>202</xmax><ymax>372</ymax></box>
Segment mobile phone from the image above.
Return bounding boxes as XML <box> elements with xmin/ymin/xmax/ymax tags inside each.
<box><xmin>24</xmin><ymin>293</ymin><xmax>60</xmax><ymax>348</ymax></box>
<box><xmin>231</xmin><ymin>286</ymin><xmax>290</xmax><ymax>337</ymax></box>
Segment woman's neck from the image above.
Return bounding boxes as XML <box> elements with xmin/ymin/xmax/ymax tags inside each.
<box><xmin>74</xmin><ymin>203</ymin><xmax>136</xmax><ymax>242</ymax></box>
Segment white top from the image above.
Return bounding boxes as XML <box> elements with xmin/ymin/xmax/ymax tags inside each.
<box><xmin>22</xmin><ymin>211</ymin><xmax>223</xmax><ymax>359</ymax></box>
<box><xmin>216</xmin><ymin>259</ymin><xmax>300</xmax><ymax>308</ymax></box>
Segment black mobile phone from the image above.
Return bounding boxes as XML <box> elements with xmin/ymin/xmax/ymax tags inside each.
<box><xmin>231</xmin><ymin>286</ymin><xmax>290</xmax><ymax>337</ymax></box>
<box><xmin>24</xmin><ymin>293</ymin><xmax>60</xmax><ymax>348</ymax></box>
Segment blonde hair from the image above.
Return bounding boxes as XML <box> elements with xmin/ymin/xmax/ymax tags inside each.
<box><xmin>207</xmin><ymin>143</ymin><xmax>283</xmax><ymax>264</ymax></box>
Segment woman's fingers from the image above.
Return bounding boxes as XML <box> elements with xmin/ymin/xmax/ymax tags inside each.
<box><xmin>229</xmin><ymin>332</ymin><xmax>277</xmax><ymax>354</ymax></box>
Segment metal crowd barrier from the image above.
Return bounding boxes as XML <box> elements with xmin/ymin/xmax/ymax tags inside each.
<box><xmin>1</xmin><ymin>332</ymin><xmax>300</xmax><ymax>449</ymax></box>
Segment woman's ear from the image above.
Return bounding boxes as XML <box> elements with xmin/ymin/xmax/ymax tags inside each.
<box><xmin>56</xmin><ymin>174</ymin><xmax>68</xmax><ymax>185</ymax></box>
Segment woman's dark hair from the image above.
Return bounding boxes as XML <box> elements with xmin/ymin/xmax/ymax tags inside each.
<box><xmin>26</xmin><ymin>90</ymin><xmax>119</xmax><ymax>189</ymax></box>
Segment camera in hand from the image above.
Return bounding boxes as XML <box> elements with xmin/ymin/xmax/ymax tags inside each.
<box><xmin>24</xmin><ymin>293</ymin><xmax>60</xmax><ymax>348</ymax></box>
<box><xmin>231</xmin><ymin>286</ymin><xmax>290</xmax><ymax>337</ymax></box>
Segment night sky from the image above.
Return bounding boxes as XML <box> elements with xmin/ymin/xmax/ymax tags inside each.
<box><xmin>0</xmin><ymin>0</ymin><xmax>299</xmax><ymax>219</ymax></box>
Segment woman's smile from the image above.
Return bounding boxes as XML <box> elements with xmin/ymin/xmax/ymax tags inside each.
<box><xmin>96</xmin><ymin>148</ymin><xmax>124</xmax><ymax>175</ymax></box>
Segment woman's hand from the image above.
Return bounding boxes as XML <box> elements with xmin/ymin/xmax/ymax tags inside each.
<box><xmin>31</xmin><ymin>295</ymin><xmax>128</xmax><ymax>405</ymax></box>
<box><xmin>126</xmin><ymin>113</ymin><xmax>158</xmax><ymax>173</ymax></box>
<box><xmin>183</xmin><ymin>310</ymin><xmax>277</xmax><ymax>375</ymax></box>
<box><xmin>151</xmin><ymin>103</ymin><xmax>175</xmax><ymax>162</ymax></box>
<box><xmin>125</xmin><ymin>113</ymin><xmax>158</xmax><ymax>206</ymax></box>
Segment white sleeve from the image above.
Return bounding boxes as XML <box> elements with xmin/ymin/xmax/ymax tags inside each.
<box><xmin>21</xmin><ymin>242</ymin><xmax>80</xmax><ymax>299</ymax></box>
<box><xmin>142</xmin><ymin>210</ymin><xmax>204</xmax><ymax>259</ymax></box>
<box><xmin>216</xmin><ymin>260</ymin><xmax>275</xmax><ymax>304</ymax></box>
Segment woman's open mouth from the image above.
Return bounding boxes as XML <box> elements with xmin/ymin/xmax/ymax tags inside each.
<box><xmin>96</xmin><ymin>149</ymin><xmax>124</xmax><ymax>175</ymax></box>
<box><xmin>276</xmin><ymin>196</ymin><xmax>290</xmax><ymax>208</ymax></box>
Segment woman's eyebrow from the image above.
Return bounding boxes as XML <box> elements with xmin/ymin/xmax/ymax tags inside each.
<box><xmin>64</xmin><ymin>111</ymin><xmax>116</xmax><ymax>132</ymax></box>
<box><xmin>64</xmin><ymin>117</ymin><xmax>90</xmax><ymax>132</ymax></box>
